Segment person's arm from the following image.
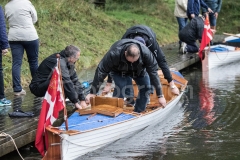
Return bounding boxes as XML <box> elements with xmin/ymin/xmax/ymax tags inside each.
<box><xmin>60</xmin><ymin>59</ymin><xmax>79</xmax><ymax>104</ymax></box>
<box><xmin>28</xmin><ymin>1</ymin><xmax>38</xmax><ymax>24</ymax></box>
<box><xmin>187</xmin><ymin>0</ymin><xmax>195</xmax><ymax>18</ymax></box>
<box><xmin>0</xmin><ymin>6</ymin><xmax>9</xmax><ymax>52</ymax></box>
<box><xmin>142</xmin><ymin>46</ymin><xmax>166</xmax><ymax>107</ymax></box>
<box><xmin>177</xmin><ymin>0</ymin><xmax>187</xmax><ymax>11</ymax></box>
<box><xmin>215</xmin><ymin>0</ymin><xmax>222</xmax><ymax>18</ymax></box>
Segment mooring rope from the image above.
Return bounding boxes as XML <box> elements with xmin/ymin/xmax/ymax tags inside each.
<box><xmin>0</xmin><ymin>132</ymin><xmax>24</xmax><ymax>160</ymax></box>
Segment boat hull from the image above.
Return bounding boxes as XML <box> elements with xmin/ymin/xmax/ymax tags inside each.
<box><xmin>202</xmin><ymin>44</ymin><xmax>240</xmax><ymax>71</ymax></box>
<box><xmin>59</xmin><ymin>93</ymin><xmax>183</xmax><ymax>160</ymax></box>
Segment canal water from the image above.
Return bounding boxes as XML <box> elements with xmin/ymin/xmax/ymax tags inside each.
<box><xmin>2</xmin><ymin>49</ymin><xmax>240</xmax><ymax>160</ymax></box>
<box><xmin>78</xmin><ymin>61</ymin><xmax>240</xmax><ymax>160</ymax></box>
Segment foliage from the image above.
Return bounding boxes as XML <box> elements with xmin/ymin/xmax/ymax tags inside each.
<box><xmin>1</xmin><ymin>0</ymin><xmax>239</xmax><ymax>90</ymax></box>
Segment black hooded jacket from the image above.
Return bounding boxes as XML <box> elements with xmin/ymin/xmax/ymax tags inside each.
<box><xmin>179</xmin><ymin>17</ymin><xmax>204</xmax><ymax>44</ymax></box>
<box><xmin>90</xmin><ymin>39</ymin><xmax>163</xmax><ymax>96</ymax></box>
<box><xmin>29</xmin><ymin>51</ymin><xmax>85</xmax><ymax>103</ymax></box>
<box><xmin>107</xmin><ymin>25</ymin><xmax>172</xmax><ymax>83</ymax></box>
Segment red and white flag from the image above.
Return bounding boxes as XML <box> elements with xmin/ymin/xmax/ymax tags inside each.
<box><xmin>199</xmin><ymin>15</ymin><xmax>213</xmax><ymax>60</ymax></box>
<box><xmin>35</xmin><ymin>59</ymin><xmax>65</xmax><ymax>156</ymax></box>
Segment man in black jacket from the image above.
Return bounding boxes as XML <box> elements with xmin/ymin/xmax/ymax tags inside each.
<box><xmin>103</xmin><ymin>25</ymin><xmax>179</xmax><ymax>105</ymax></box>
<box><xmin>29</xmin><ymin>45</ymin><xmax>87</xmax><ymax>109</ymax></box>
<box><xmin>179</xmin><ymin>16</ymin><xmax>205</xmax><ymax>54</ymax></box>
<box><xmin>85</xmin><ymin>39</ymin><xmax>166</xmax><ymax>113</ymax></box>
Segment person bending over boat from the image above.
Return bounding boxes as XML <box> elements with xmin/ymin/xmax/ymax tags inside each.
<box><xmin>102</xmin><ymin>25</ymin><xmax>179</xmax><ymax>106</ymax></box>
<box><xmin>179</xmin><ymin>16</ymin><xmax>205</xmax><ymax>54</ymax></box>
<box><xmin>29</xmin><ymin>45</ymin><xmax>87</xmax><ymax>109</ymax></box>
<box><xmin>85</xmin><ymin>39</ymin><xmax>166</xmax><ymax>113</ymax></box>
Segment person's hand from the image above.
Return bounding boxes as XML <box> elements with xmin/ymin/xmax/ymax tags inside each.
<box><xmin>214</xmin><ymin>12</ymin><xmax>218</xmax><ymax>18</ymax></box>
<box><xmin>207</xmin><ymin>8</ymin><xmax>213</xmax><ymax>13</ymax></box>
<box><xmin>169</xmin><ymin>81</ymin><xmax>180</xmax><ymax>95</ymax></box>
<box><xmin>211</xmin><ymin>29</ymin><xmax>216</xmax><ymax>34</ymax></box>
<box><xmin>75</xmin><ymin>102</ymin><xmax>82</xmax><ymax>109</ymax></box>
<box><xmin>85</xmin><ymin>94</ymin><xmax>96</xmax><ymax>104</ymax></box>
<box><xmin>102</xmin><ymin>82</ymin><xmax>112</xmax><ymax>95</ymax></box>
<box><xmin>191</xmin><ymin>14</ymin><xmax>195</xmax><ymax>19</ymax></box>
<box><xmin>80</xmin><ymin>100</ymin><xmax>87</xmax><ymax>109</ymax></box>
<box><xmin>2</xmin><ymin>49</ymin><xmax>8</xmax><ymax>56</ymax></box>
<box><xmin>158</xmin><ymin>97</ymin><xmax>166</xmax><ymax>108</ymax></box>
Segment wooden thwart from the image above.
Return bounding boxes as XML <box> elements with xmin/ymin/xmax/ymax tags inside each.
<box><xmin>79</xmin><ymin>96</ymin><xmax>124</xmax><ymax>117</ymax></box>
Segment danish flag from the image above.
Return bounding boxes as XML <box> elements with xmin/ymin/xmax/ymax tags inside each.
<box><xmin>35</xmin><ymin>59</ymin><xmax>65</xmax><ymax>156</ymax></box>
<box><xmin>199</xmin><ymin>15</ymin><xmax>213</xmax><ymax>60</ymax></box>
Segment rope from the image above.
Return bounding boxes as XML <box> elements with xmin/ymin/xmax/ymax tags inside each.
<box><xmin>213</xmin><ymin>48</ymin><xmax>230</xmax><ymax>61</ymax></box>
<box><xmin>0</xmin><ymin>132</ymin><xmax>24</xmax><ymax>160</ymax></box>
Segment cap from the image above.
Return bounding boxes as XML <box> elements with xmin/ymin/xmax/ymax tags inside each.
<box><xmin>134</xmin><ymin>36</ymin><xmax>146</xmax><ymax>45</ymax></box>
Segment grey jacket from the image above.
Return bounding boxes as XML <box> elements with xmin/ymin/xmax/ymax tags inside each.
<box><xmin>5</xmin><ymin>0</ymin><xmax>38</xmax><ymax>41</ymax></box>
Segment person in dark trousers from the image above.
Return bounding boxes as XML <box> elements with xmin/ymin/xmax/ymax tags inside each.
<box><xmin>179</xmin><ymin>16</ymin><xmax>205</xmax><ymax>54</ymax></box>
<box><xmin>5</xmin><ymin>0</ymin><xmax>39</xmax><ymax>96</ymax></box>
<box><xmin>103</xmin><ymin>25</ymin><xmax>179</xmax><ymax>106</ymax></box>
<box><xmin>202</xmin><ymin>0</ymin><xmax>222</xmax><ymax>31</ymax></box>
<box><xmin>0</xmin><ymin>6</ymin><xmax>11</xmax><ymax>106</ymax></box>
<box><xmin>29</xmin><ymin>45</ymin><xmax>87</xmax><ymax>109</ymax></box>
<box><xmin>187</xmin><ymin>0</ymin><xmax>213</xmax><ymax>20</ymax></box>
<box><xmin>85</xmin><ymin>39</ymin><xmax>167</xmax><ymax>113</ymax></box>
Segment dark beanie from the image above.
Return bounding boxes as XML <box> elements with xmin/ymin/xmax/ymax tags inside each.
<box><xmin>134</xmin><ymin>36</ymin><xmax>146</xmax><ymax>45</ymax></box>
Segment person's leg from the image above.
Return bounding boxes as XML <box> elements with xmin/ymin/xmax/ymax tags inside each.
<box><xmin>23</xmin><ymin>39</ymin><xmax>39</xmax><ymax>78</ymax></box>
<box><xmin>124</xmin><ymin>76</ymin><xmax>135</xmax><ymax>106</ymax></box>
<box><xmin>133</xmin><ymin>73</ymin><xmax>151</xmax><ymax>113</ymax></box>
<box><xmin>10</xmin><ymin>41</ymin><xmax>24</xmax><ymax>92</ymax></box>
<box><xmin>176</xmin><ymin>17</ymin><xmax>188</xmax><ymax>49</ymax></box>
<box><xmin>0</xmin><ymin>52</ymin><xmax>4</xmax><ymax>99</ymax></box>
<box><xmin>110</xmin><ymin>72</ymin><xmax>129</xmax><ymax>98</ymax></box>
<box><xmin>186</xmin><ymin>41</ymin><xmax>199</xmax><ymax>53</ymax></box>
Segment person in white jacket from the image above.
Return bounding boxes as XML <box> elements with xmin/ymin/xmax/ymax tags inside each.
<box><xmin>174</xmin><ymin>0</ymin><xmax>188</xmax><ymax>52</ymax></box>
<box><xmin>5</xmin><ymin>0</ymin><xmax>39</xmax><ymax>96</ymax></box>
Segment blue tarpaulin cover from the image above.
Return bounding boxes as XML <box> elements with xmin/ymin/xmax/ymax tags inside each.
<box><xmin>210</xmin><ymin>47</ymin><xmax>229</xmax><ymax>52</ymax></box>
<box><xmin>60</xmin><ymin>112</ymin><xmax>135</xmax><ymax>131</ymax></box>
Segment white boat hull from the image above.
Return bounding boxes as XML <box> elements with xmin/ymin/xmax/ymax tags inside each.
<box><xmin>202</xmin><ymin>44</ymin><xmax>240</xmax><ymax>71</ymax></box>
<box><xmin>60</xmin><ymin>93</ymin><xmax>183</xmax><ymax>160</ymax></box>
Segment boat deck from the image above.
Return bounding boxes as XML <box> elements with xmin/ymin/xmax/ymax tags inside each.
<box><xmin>0</xmin><ymin>42</ymin><xmax>199</xmax><ymax>157</ymax></box>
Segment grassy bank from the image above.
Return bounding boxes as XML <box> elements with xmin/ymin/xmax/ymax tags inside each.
<box><xmin>1</xmin><ymin>0</ymin><xmax>239</xmax><ymax>90</ymax></box>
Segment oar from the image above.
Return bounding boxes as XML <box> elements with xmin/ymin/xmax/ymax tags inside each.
<box><xmin>223</xmin><ymin>32</ymin><xmax>240</xmax><ymax>38</ymax></box>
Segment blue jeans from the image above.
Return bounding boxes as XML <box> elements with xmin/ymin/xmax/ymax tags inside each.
<box><xmin>186</xmin><ymin>41</ymin><xmax>199</xmax><ymax>53</ymax></box>
<box><xmin>9</xmin><ymin>39</ymin><xmax>39</xmax><ymax>92</ymax></box>
<box><xmin>203</xmin><ymin>12</ymin><xmax>217</xmax><ymax>27</ymax></box>
<box><xmin>176</xmin><ymin>17</ymin><xmax>188</xmax><ymax>46</ymax></box>
<box><xmin>0</xmin><ymin>51</ymin><xmax>5</xmax><ymax>99</ymax></box>
<box><xmin>110</xmin><ymin>72</ymin><xmax>151</xmax><ymax>112</ymax></box>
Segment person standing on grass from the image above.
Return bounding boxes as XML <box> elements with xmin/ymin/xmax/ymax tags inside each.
<box><xmin>202</xmin><ymin>0</ymin><xmax>222</xmax><ymax>31</ymax></box>
<box><xmin>0</xmin><ymin>6</ymin><xmax>11</xmax><ymax>106</ymax></box>
<box><xmin>5</xmin><ymin>0</ymin><xmax>39</xmax><ymax>96</ymax></box>
<box><xmin>174</xmin><ymin>0</ymin><xmax>188</xmax><ymax>51</ymax></box>
<box><xmin>187</xmin><ymin>0</ymin><xmax>213</xmax><ymax>20</ymax></box>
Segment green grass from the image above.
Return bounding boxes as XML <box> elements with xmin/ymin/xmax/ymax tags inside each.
<box><xmin>1</xmin><ymin>0</ymin><xmax>239</xmax><ymax>90</ymax></box>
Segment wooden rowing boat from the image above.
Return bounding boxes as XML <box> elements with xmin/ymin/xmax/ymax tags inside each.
<box><xmin>43</xmin><ymin>70</ymin><xmax>188</xmax><ymax>160</ymax></box>
<box><xmin>202</xmin><ymin>44</ymin><xmax>240</xmax><ymax>71</ymax></box>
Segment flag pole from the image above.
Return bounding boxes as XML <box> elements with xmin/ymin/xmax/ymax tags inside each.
<box><xmin>56</xmin><ymin>54</ymin><xmax>69</xmax><ymax>131</ymax></box>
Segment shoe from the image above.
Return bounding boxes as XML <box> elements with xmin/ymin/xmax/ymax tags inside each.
<box><xmin>14</xmin><ymin>89</ymin><xmax>26</xmax><ymax>96</ymax></box>
<box><xmin>124</xmin><ymin>97</ymin><xmax>135</xmax><ymax>107</ymax></box>
<box><xmin>0</xmin><ymin>98</ymin><xmax>12</xmax><ymax>106</ymax></box>
<box><xmin>180</xmin><ymin>42</ymin><xmax>186</xmax><ymax>54</ymax></box>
